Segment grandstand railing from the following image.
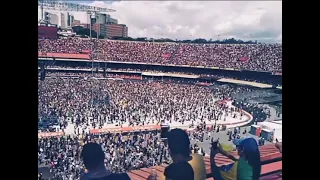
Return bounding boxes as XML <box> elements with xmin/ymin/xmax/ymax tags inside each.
<box><xmin>38</xmin><ymin>52</ymin><xmax>282</xmax><ymax>74</ymax></box>
<box><xmin>38</xmin><ymin>52</ymin><xmax>90</xmax><ymax>60</ymax></box>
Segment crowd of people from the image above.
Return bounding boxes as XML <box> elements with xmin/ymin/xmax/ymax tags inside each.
<box><xmin>38</xmin><ymin>125</ymin><xmax>277</xmax><ymax>180</ymax></box>
<box><xmin>38</xmin><ymin>36</ymin><xmax>282</xmax><ymax>180</ymax></box>
<box><xmin>38</xmin><ymin>76</ymin><xmax>261</xmax><ymax>133</ymax></box>
<box><xmin>38</xmin><ymin>38</ymin><xmax>282</xmax><ymax>72</ymax></box>
<box><xmin>38</xmin><ymin>130</ymin><xmax>171</xmax><ymax>180</ymax></box>
<box><xmin>38</xmin><ymin>72</ymin><xmax>276</xmax><ymax>180</ymax></box>
<box><xmin>38</xmin><ymin>123</ymin><xmax>254</xmax><ymax>180</ymax></box>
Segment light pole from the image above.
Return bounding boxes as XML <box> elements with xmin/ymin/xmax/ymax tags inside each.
<box><xmin>88</xmin><ymin>11</ymin><xmax>94</xmax><ymax>106</ymax></box>
<box><xmin>87</xmin><ymin>12</ymin><xmax>96</xmax><ymax>39</ymax></box>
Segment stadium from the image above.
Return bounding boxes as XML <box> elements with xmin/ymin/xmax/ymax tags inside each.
<box><xmin>38</xmin><ymin>1</ymin><xmax>282</xmax><ymax>180</ymax></box>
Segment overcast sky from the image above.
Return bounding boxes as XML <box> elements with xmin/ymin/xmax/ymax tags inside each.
<box><xmin>40</xmin><ymin>1</ymin><xmax>282</xmax><ymax>43</ymax></box>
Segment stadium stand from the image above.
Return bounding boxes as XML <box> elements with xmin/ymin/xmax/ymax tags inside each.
<box><xmin>38</xmin><ymin>39</ymin><xmax>282</xmax><ymax>73</ymax></box>
<box><xmin>38</xmin><ymin>37</ymin><xmax>282</xmax><ymax>180</ymax></box>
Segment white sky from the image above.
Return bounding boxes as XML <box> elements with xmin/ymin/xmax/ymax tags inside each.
<box><xmin>39</xmin><ymin>1</ymin><xmax>282</xmax><ymax>43</ymax></box>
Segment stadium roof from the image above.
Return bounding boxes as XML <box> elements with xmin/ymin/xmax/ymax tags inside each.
<box><xmin>217</xmin><ymin>78</ymin><xmax>273</xmax><ymax>88</ymax></box>
<box><xmin>260</xmin><ymin>121</ymin><xmax>282</xmax><ymax>130</ymax></box>
<box><xmin>142</xmin><ymin>72</ymin><xmax>199</xmax><ymax>79</ymax></box>
<box><xmin>232</xmin><ymin>89</ymin><xmax>282</xmax><ymax>104</ymax></box>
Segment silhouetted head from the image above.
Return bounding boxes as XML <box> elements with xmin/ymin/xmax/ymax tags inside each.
<box><xmin>81</xmin><ymin>143</ymin><xmax>105</xmax><ymax>172</ymax></box>
<box><xmin>167</xmin><ymin>129</ymin><xmax>191</xmax><ymax>160</ymax></box>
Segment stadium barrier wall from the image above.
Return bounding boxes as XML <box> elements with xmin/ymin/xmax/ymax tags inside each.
<box><xmin>38</xmin><ymin>131</ymin><xmax>64</xmax><ymax>138</ymax></box>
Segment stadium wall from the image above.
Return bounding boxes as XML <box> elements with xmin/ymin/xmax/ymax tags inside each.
<box><xmin>38</xmin><ymin>58</ymin><xmax>282</xmax><ymax>85</ymax></box>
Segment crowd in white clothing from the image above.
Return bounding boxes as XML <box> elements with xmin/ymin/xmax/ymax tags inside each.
<box><xmin>38</xmin><ymin>77</ymin><xmax>256</xmax><ymax>134</ymax></box>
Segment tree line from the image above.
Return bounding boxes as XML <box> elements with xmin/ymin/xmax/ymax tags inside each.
<box><xmin>71</xmin><ymin>26</ymin><xmax>257</xmax><ymax>44</ymax></box>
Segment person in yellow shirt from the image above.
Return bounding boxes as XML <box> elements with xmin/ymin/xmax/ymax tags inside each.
<box><xmin>210</xmin><ymin>137</ymin><xmax>261</xmax><ymax>180</ymax></box>
<box><xmin>155</xmin><ymin>129</ymin><xmax>206</xmax><ymax>180</ymax></box>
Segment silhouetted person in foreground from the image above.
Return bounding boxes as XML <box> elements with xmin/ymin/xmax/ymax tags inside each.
<box><xmin>164</xmin><ymin>161</ymin><xmax>194</xmax><ymax>180</ymax></box>
<box><xmin>155</xmin><ymin>128</ymin><xmax>206</xmax><ymax>180</ymax></box>
<box><xmin>80</xmin><ymin>143</ymin><xmax>131</xmax><ymax>180</ymax></box>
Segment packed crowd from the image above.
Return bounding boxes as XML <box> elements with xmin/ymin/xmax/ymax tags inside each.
<box><xmin>38</xmin><ymin>123</ymin><xmax>259</xmax><ymax>180</ymax></box>
<box><xmin>38</xmin><ymin>130</ymin><xmax>171</xmax><ymax>180</ymax></box>
<box><xmin>38</xmin><ymin>38</ymin><xmax>282</xmax><ymax>72</ymax></box>
<box><xmin>38</xmin><ymin>77</ymin><xmax>260</xmax><ymax>132</ymax></box>
<box><xmin>38</xmin><ymin>75</ymin><xmax>274</xmax><ymax>179</ymax></box>
<box><xmin>38</xmin><ymin>122</ymin><xmax>256</xmax><ymax>180</ymax></box>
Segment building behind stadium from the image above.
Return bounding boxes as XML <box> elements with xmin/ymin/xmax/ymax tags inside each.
<box><xmin>43</xmin><ymin>10</ymin><xmax>128</xmax><ymax>38</ymax></box>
